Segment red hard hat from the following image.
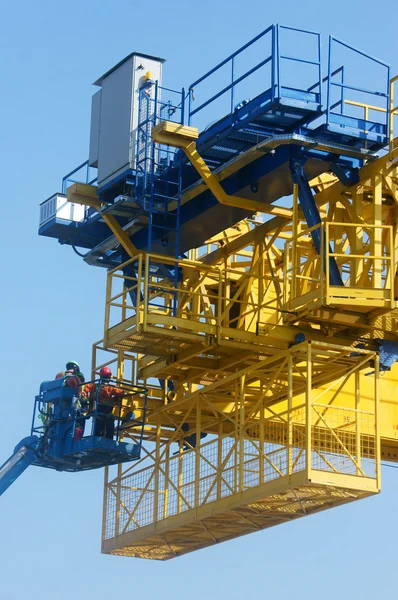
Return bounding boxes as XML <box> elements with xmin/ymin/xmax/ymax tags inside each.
<box><xmin>99</xmin><ymin>367</ymin><xmax>112</xmax><ymax>379</ymax></box>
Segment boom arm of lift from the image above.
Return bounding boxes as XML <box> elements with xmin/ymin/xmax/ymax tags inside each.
<box><xmin>0</xmin><ymin>436</ymin><xmax>40</xmax><ymax>497</ymax></box>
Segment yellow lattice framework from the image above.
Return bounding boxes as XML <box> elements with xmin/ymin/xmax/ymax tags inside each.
<box><xmin>101</xmin><ymin>342</ymin><xmax>379</xmax><ymax>559</ymax></box>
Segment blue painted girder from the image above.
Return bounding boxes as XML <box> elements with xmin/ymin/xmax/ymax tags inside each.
<box><xmin>39</xmin><ymin>215</ymin><xmax>111</xmax><ymax>250</ymax></box>
<box><xmin>39</xmin><ymin>142</ymin><xmax>361</xmax><ymax>261</ymax></box>
<box><xmin>132</xmin><ymin>144</ymin><xmax>359</xmax><ymax>256</ymax></box>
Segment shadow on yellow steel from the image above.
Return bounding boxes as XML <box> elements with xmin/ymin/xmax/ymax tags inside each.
<box><xmin>101</xmin><ymin>342</ymin><xmax>380</xmax><ymax>560</ymax></box>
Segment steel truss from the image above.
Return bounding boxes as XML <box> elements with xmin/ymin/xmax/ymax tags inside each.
<box><xmin>101</xmin><ymin>342</ymin><xmax>379</xmax><ymax>559</ymax></box>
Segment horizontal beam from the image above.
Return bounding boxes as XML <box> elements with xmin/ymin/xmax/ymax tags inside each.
<box><xmin>66</xmin><ymin>183</ymin><xmax>139</xmax><ymax>257</ymax></box>
<box><xmin>152</xmin><ymin>121</ymin><xmax>293</xmax><ymax>220</ymax></box>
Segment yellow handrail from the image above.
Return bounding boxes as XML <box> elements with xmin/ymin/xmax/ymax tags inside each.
<box><xmin>390</xmin><ymin>75</ymin><xmax>398</xmax><ymax>151</ymax></box>
<box><xmin>343</xmin><ymin>76</ymin><xmax>398</xmax><ymax>151</ymax></box>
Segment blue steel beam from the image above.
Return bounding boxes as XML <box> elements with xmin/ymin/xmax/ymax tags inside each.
<box><xmin>40</xmin><ymin>142</ymin><xmax>362</xmax><ymax>261</ymax></box>
<box><xmin>290</xmin><ymin>157</ymin><xmax>344</xmax><ymax>287</ymax></box>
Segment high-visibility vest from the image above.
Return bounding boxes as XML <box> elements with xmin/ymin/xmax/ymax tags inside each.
<box><xmin>84</xmin><ymin>382</ymin><xmax>125</xmax><ymax>406</ymax></box>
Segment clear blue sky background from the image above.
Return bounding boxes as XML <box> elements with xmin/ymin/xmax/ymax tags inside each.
<box><xmin>1</xmin><ymin>1</ymin><xmax>397</xmax><ymax>599</ymax></box>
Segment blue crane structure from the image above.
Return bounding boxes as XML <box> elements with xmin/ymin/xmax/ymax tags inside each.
<box><xmin>39</xmin><ymin>26</ymin><xmax>390</xmax><ymax>263</ymax></box>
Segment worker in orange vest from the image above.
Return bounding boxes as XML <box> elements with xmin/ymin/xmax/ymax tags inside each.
<box><xmin>84</xmin><ymin>367</ymin><xmax>126</xmax><ymax>439</ymax></box>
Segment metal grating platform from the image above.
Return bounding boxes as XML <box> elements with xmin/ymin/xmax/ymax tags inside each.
<box><xmin>103</xmin><ymin>482</ymin><xmax>375</xmax><ymax>560</ymax></box>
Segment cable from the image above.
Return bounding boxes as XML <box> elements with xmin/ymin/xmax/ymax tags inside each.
<box><xmin>381</xmin><ymin>462</ymin><xmax>398</xmax><ymax>469</ymax></box>
<box><xmin>70</xmin><ymin>240</ymin><xmax>86</xmax><ymax>258</ymax></box>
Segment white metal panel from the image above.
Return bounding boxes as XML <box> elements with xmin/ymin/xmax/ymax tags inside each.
<box><xmin>39</xmin><ymin>194</ymin><xmax>85</xmax><ymax>226</ymax></box>
<box><xmin>39</xmin><ymin>194</ymin><xmax>58</xmax><ymax>225</ymax></box>
<box><xmin>89</xmin><ymin>89</ymin><xmax>102</xmax><ymax>168</ymax></box>
<box><xmin>97</xmin><ymin>58</ymin><xmax>134</xmax><ymax>186</ymax></box>
<box><xmin>94</xmin><ymin>53</ymin><xmax>164</xmax><ymax>188</ymax></box>
<box><xmin>56</xmin><ymin>196</ymin><xmax>85</xmax><ymax>222</ymax></box>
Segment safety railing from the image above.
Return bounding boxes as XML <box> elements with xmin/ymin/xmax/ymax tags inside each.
<box><xmin>326</xmin><ymin>37</ymin><xmax>390</xmax><ymax>145</ymax></box>
<box><xmin>104</xmin><ymin>419</ymin><xmax>306</xmax><ymax>537</ymax></box>
<box><xmin>284</xmin><ymin>223</ymin><xmax>324</xmax><ymax>312</ymax></box>
<box><xmin>32</xmin><ymin>377</ymin><xmax>147</xmax><ymax>445</ymax></box>
<box><xmin>325</xmin><ymin>222</ymin><xmax>394</xmax><ymax>305</ymax></box>
<box><xmin>104</xmin><ymin>218</ymin><xmax>395</xmax><ymax>343</ymax></box>
<box><xmin>310</xmin><ymin>402</ymin><xmax>377</xmax><ymax>478</ymax></box>
<box><xmin>103</xmin><ymin>342</ymin><xmax>379</xmax><ymax>542</ymax></box>
<box><xmin>390</xmin><ymin>75</ymin><xmax>398</xmax><ymax>151</ymax></box>
<box><xmin>344</xmin><ymin>99</ymin><xmax>389</xmax><ymax>149</ymax></box>
<box><xmin>92</xmin><ymin>339</ymin><xmax>139</xmax><ymax>390</ymax></box>
<box><xmin>188</xmin><ymin>25</ymin><xmax>274</xmax><ymax>124</ymax></box>
<box><xmin>284</xmin><ymin>221</ymin><xmax>395</xmax><ymax>313</ymax></box>
<box><xmin>134</xmin><ymin>83</ymin><xmax>184</xmax><ymax>254</ymax></box>
<box><xmin>104</xmin><ymin>251</ymin><xmax>278</xmax><ymax>346</ymax></box>
<box><xmin>187</xmin><ymin>24</ymin><xmax>322</xmax><ymax>129</ymax></box>
<box><xmin>92</xmin><ymin>339</ymin><xmax>165</xmax><ymax>404</ymax></box>
<box><xmin>342</xmin><ymin>74</ymin><xmax>398</xmax><ymax>151</ymax></box>
<box><xmin>136</xmin><ymin>84</ymin><xmax>185</xmax><ymax>170</ymax></box>
<box><xmin>61</xmin><ymin>160</ymin><xmax>97</xmax><ymax>194</ymax></box>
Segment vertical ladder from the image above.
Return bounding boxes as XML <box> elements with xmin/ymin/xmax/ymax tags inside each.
<box><xmin>135</xmin><ymin>82</ymin><xmax>184</xmax><ymax>314</ymax></box>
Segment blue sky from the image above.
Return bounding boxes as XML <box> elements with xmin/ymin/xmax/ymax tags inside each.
<box><xmin>1</xmin><ymin>1</ymin><xmax>398</xmax><ymax>598</ymax></box>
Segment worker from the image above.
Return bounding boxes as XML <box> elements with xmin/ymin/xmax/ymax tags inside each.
<box><xmin>84</xmin><ymin>367</ymin><xmax>126</xmax><ymax>439</ymax></box>
<box><xmin>64</xmin><ymin>361</ymin><xmax>87</xmax><ymax>440</ymax></box>
<box><xmin>65</xmin><ymin>360</ymin><xmax>85</xmax><ymax>387</ymax></box>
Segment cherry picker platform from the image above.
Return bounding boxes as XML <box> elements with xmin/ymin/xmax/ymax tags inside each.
<box><xmin>0</xmin><ymin>375</ymin><xmax>147</xmax><ymax>495</ymax></box>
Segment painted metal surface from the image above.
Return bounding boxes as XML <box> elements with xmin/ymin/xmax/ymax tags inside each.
<box><xmin>88</xmin><ymin>89</ymin><xmax>101</xmax><ymax>168</ymax></box>
<box><xmin>92</xmin><ymin>53</ymin><xmax>164</xmax><ymax>187</ymax></box>
<box><xmin>101</xmin><ymin>343</ymin><xmax>380</xmax><ymax>559</ymax></box>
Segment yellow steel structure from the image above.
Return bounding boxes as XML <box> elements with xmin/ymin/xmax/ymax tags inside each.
<box><xmin>102</xmin><ymin>342</ymin><xmax>379</xmax><ymax>559</ymax></box>
<box><xmin>69</xmin><ymin>83</ymin><xmax>398</xmax><ymax>559</ymax></box>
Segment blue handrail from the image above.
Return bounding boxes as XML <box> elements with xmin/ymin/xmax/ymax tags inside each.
<box><xmin>327</xmin><ymin>36</ymin><xmax>390</xmax><ymax>140</ymax></box>
<box><xmin>189</xmin><ymin>25</ymin><xmax>274</xmax><ymax>89</ymax></box>
<box><xmin>188</xmin><ymin>25</ymin><xmax>275</xmax><ymax>123</ymax></box>
<box><xmin>189</xmin><ymin>55</ymin><xmax>273</xmax><ymax>118</ymax></box>
<box><xmin>188</xmin><ymin>24</ymin><xmax>322</xmax><ymax>126</ymax></box>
